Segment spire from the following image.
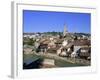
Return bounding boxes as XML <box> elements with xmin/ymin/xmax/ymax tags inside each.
<box><xmin>63</xmin><ymin>24</ymin><xmax>68</xmax><ymax>37</ymax></box>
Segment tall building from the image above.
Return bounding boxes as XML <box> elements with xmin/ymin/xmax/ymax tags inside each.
<box><xmin>63</xmin><ymin>24</ymin><xmax>68</xmax><ymax>37</ymax></box>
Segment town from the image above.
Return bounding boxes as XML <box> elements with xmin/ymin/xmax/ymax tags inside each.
<box><xmin>23</xmin><ymin>24</ymin><xmax>91</xmax><ymax>69</ymax></box>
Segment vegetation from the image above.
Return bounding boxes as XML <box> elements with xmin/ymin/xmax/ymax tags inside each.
<box><xmin>74</xmin><ymin>33</ymin><xmax>90</xmax><ymax>37</ymax></box>
<box><xmin>55</xmin><ymin>59</ymin><xmax>84</xmax><ymax>67</ymax></box>
<box><xmin>44</xmin><ymin>31</ymin><xmax>63</xmax><ymax>36</ymax></box>
<box><xmin>23</xmin><ymin>54</ymin><xmax>84</xmax><ymax>68</ymax></box>
<box><xmin>23</xmin><ymin>38</ymin><xmax>36</xmax><ymax>46</ymax></box>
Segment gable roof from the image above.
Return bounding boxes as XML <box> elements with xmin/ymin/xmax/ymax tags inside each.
<box><xmin>72</xmin><ymin>39</ymin><xmax>90</xmax><ymax>46</ymax></box>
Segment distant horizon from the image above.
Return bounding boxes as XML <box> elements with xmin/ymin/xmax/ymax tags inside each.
<box><xmin>23</xmin><ymin>31</ymin><xmax>90</xmax><ymax>34</ymax></box>
<box><xmin>23</xmin><ymin>10</ymin><xmax>91</xmax><ymax>33</ymax></box>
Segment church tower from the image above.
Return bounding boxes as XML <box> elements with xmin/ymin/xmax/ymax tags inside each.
<box><xmin>63</xmin><ymin>24</ymin><xmax>68</xmax><ymax>37</ymax></box>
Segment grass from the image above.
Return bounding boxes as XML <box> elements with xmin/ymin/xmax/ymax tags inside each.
<box><xmin>55</xmin><ymin>59</ymin><xmax>84</xmax><ymax>67</ymax></box>
<box><xmin>23</xmin><ymin>54</ymin><xmax>85</xmax><ymax>68</ymax></box>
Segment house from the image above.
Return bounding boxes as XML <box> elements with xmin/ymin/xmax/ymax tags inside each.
<box><xmin>36</xmin><ymin>43</ymin><xmax>48</xmax><ymax>53</ymax></box>
<box><xmin>60</xmin><ymin>50</ymin><xmax>67</xmax><ymax>56</ymax></box>
<box><xmin>62</xmin><ymin>40</ymin><xmax>68</xmax><ymax>47</ymax></box>
<box><xmin>78</xmin><ymin>47</ymin><xmax>91</xmax><ymax>60</ymax></box>
<box><xmin>57</xmin><ymin>47</ymin><xmax>62</xmax><ymax>55</ymax></box>
<box><xmin>23</xmin><ymin>33</ymin><xmax>36</xmax><ymax>38</ymax></box>
<box><xmin>71</xmin><ymin>39</ymin><xmax>90</xmax><ymax>58</ymax></box>
<box><xmin>34</xmin><ymin>41</ymin><xmax>40</xmax><ymax>49</ymax></box>
<box><xmin>55</xmin><ymin>39</ymin><xmax>63</xmax><ymax>47</ymax></box>
<box><xmin>57</xmin><ymin>43</ymin><xmax>74</xmax><ymax>57</ymax></box>
<box><xmin>48</xmin><ymin>40</ymin><xmax>56</xmax><ymax>46</ymax></box>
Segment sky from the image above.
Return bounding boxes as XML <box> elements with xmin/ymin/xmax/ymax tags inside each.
<box><xmin>23</xmin><ymin>10</ymin><xmax>91</xmax><ymax>33</ymax></box>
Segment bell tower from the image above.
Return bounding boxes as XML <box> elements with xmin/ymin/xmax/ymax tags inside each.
<box><xmin>63</xmin><ymin>24</ymin><xmax>68</xmax><ymax>37</ymax></box>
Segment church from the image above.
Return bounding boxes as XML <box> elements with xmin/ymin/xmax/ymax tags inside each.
<box><xmin>62</xmin><ymin>24</ymin><xmax>73</xmax><ymax>41</ymax></box>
